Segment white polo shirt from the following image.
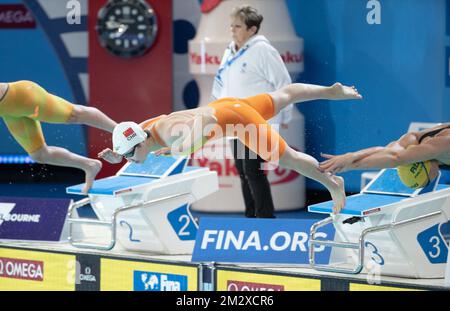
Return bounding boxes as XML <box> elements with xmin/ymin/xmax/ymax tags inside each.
<box><xmin>212</xmin><ymin>35</ymin><xmax>293</xmax><ymax>125</ymax></box>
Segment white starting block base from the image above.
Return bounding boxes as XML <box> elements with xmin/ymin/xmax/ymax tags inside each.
<box><xmin>66</xmin><ymin>155</ymin><xmax>218</xmax><ymax>255</ymax></box>
<box><xmin>309</xmin><ymin>168</ymin><xmax>450</xmax><ymax>278</ymax></box>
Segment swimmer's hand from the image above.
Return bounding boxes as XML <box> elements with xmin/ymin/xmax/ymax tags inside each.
<box><xmin>154</xmin><ymin>147</ymin><xmax>172</xmax><ymax>156</ymax></box>
<box><xmin>319</xmin><ymin>153</ymin><xmax>355</xmax><ymax>174</ymax></box>
<box><xmin>98</xmin><ymin>148</ymin><xmax>123</xmax><ymax>164</ymax></box>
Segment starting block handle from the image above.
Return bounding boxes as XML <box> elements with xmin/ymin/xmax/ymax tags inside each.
<box><xmin>67</xmin><ymin>198</ymin><xmax>117</xmax><ymax>251</ymax></box>
<box><xmin>312</xmin><ymin>240</ymin><xmax>360</xmax><ymax>249</ymax></box>
<box><xmin>309</xmin><ymin>211</ymin><xmax>443</xmax><ymax>275</ymax></box>
<box><xmin>309</xmin><ymin>217</ymin><xmax>364</xmax><ymax>274</ymax></box>
<box><xmin>67</xmin><ymin>218</ymin><xmax>116</xmax><ymax>251</ymax></box>
<box><xmin>66</xmin><ymin>192</ymin><xmax>191</xmax><ymax>251</ymax></box>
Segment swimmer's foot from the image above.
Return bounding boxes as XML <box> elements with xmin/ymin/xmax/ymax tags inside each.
<box><xmin>329</xmin><ymin>82</ymin><xmax>362</xmax><ymax>100</ymax></box>
<box><xmin>82</xmin><ymin>160</ymin><xmax>102</xmax><ymax>194</ymax></box>
<box><xmin>329</xmin><ymin>175</ymin><xmax>346</xmax><ymax>214</ymax></box>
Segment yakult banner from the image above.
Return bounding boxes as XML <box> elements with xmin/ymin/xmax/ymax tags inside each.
<box><xmin>188</xmin><ymin>0</ymin><xmax>305</xmax><ymax>213</ymax></box>
<box><xmin>190</xmin><ymin>138</ymin><xmax>305</xmax><ymax>212</ymax></box>
<box><xmin>0</xmin><ymin>197</ymin><xmax>71</xmax><ymax>242</ymax></box>
<box><xmin>192</xmin><ymin>217</ymin><xmax>334</xmax><ymax>264</ymax></box>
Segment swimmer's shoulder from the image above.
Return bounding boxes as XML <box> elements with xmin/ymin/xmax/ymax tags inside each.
<box><xmin>140</xmin><ymin>114</ymin><xmax>167</xmax><ymax>130</ymax></box>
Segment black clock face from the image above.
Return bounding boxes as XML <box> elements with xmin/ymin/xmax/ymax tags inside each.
<box><xmin>96</xmin><ymin>0</ymin><xmax>158</xmax><ymax>58</ymax></box>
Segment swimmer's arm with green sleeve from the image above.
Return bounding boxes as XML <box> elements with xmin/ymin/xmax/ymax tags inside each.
<box><xmin>172</xmin><ymin>114</ymin><xmax>208</xmax><ymax>156</ymax></box>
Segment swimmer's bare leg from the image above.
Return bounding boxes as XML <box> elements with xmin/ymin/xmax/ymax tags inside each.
<box><xmin>67</xmin><ymin>105</ymin><xmax>117</xmax><ymax>133</ymax></box>
<box><xmin>270</xmin><ymin>82</ymin><xmax>362</xmax><ymax>115</ymax></box>
<box><xmin>279</xmin><ymin>146</ymin><xmax>346</xmax><ymax>214</ymax></box>
<box><xmin>30</xmin><ymin>145</ymin><xmax>102</xmax><ymax>193</ymax></box>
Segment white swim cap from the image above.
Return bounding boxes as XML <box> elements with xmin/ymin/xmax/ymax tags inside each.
<box><xmin>112</xmin><ymin>122</ymin><xmax>147</xmax><ymax>155</ymax></box>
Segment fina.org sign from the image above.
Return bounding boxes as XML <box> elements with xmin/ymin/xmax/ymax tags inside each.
<box><xmin>133</xmin><ymin>271</ymin><xmax>188</xmax><ymax>291</ymax></box>
<box><xmin>192</xmin><ymin>217</ymin><xmax>335</xmax><ymax>265</ymax></box>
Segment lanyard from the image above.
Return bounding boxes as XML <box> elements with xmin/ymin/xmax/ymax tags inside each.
<box><xmin>215</xmin><ymin>45</ymin><xmax>250</xmax><ymax>81</ymax></box>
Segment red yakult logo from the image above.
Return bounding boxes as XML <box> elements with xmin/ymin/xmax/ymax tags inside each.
<box><xmin>0</xmin><ymin>257</ymin><xmax>44</xmax><ymax>281</ymax></box>
<box><xmin>190</xmin><ymin>52</ymin><xmax>222</xmax><ymax>66</ymax></box>
<box><xmin>190</xmin><ymin>51</ymin><xmax>303</xmax><ymax>66</ymax></box>
<box><xmin>192</xmin><ymin>157</ymin><xmax>299</xmax><ymax>186</ymax></box>
<box><xmin>0</xmin><ymin>5</ymin><xmax>36</xmax><ymax>29</ymax></box>
<box><xmin>194</xmin><ymin>158</ymin><xmax>238</xmax><ymax>177</ymax></box>
<box><xmin>280</xmin><ymin>51</ymin><xmax>304</xmax><ymax>64</ymax></box>
<box><xmin>123</xmin><ymin>128</ymin><xmax>137</xmax><ymax>141</ymax></box>
<box><xmin>227</xmin><ymin>280</ymin><xmax>284</xmax><ymax>291</ymax></box>
<box><xmin>270</xmin><ymin>167</ymin><xmax>299</xmax><ymax>185</ymax></box>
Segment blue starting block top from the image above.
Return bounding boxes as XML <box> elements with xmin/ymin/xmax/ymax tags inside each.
<box><xmin>118</xmin><ymin>154</ymin><xmax>188</xmax><ymax>178</ymax></box>
<box><xmin>308</xmin><ymin>193</ymin><xmax>406</xmax><ymax>216</ymax></box>
<box><xmin>308</xmin><ymin>169</ymin><xmax>450</xmax><ymax>216</ymax></box>
<box><xmin>67</xmin><ymin>154</ymin><xmax>201</xmax><ymax>196</ymax></box>
<box><xmin>67</xmin><ymin>175</ymin><xmax>159</xmax><ymax>195</ymax></box>
<box><xmin>363</xmin><ymin>169</ymin><xmax>419</xmax><ymax>196</ymax></box>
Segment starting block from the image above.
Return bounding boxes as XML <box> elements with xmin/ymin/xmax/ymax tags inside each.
<box><xmin>66</xmin><ymin>154</ymin><xmax>218</xmax><ymax>254</ymax></box>
<box><xmin>308</xmin><ymin>168</ymin><xmax>450</xmax><ymax>278</ymax></box>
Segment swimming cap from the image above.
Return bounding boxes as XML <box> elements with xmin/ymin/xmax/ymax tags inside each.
<box><xmin>112</xmin><ymin>122</ymin><xmax>147</xmax><ymax>155</ymax></box>
<box><xmin>397</xmin><ymin>160</ymin><xmax>431</xmax><ymax>189</ymax></box>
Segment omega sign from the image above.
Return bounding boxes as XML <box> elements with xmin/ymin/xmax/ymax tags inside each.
<box><xmin>227</xmin><ymin>280</ymin><xmax>284</xmax><ymax>291</ymax></box>
<box><xmin>0</xmin><ymin>257</ymin><xmax>44</xmax><ymax>281</ymax></box>
<box><xmin>0</xmin><ymin>4</ymin><xmax>36</xmax><ymax>29</ymax></box>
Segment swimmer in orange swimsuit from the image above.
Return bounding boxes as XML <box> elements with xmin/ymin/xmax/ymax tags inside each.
<box><xmin>99</xmin><ymin>82</ymin><xmax>362</xmax><ymax>213</ymax></box>
<box><xmin>0</xmin><ymin>80</ymin><xmax>117</xmax><ymax>193</ymax></box>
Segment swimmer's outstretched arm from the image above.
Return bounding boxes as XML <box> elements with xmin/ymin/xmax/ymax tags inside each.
<box><xmin>319</xmin><ymin>132</ymin><xmax>416</xmax><ymax>173</ymax></box>
<box><xmin>353</xmin><ymin>143</ymin><xmax>443</xmax><ymax>168</ymax></box>
<box><xmin>320</xmin><ymin>146</ymin><xmax>386</xmax><ymax>173</ymax></box>
<box><xmin>320</xmin><ymin>147</ymin><xmax>402</xmax><ymax>173</ymax></box>
<box><xmin>170</xmin><ymin>114</ymin><xmax>208</xmax><ymax>155</ymax></box>
<box><xmin>320</xmin><ymin>137</ymin><xmax>446</xmax><ymax>173</ymax></box>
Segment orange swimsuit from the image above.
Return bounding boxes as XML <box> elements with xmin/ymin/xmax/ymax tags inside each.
<box><xmin>207</xmin><ymin>94</ymin><xmax>287</xmax><ymax>161</ymax></box>
<box><xmin>143</xmin><ymin>94</ymin><xmax>287</xmax><ymax>162</ymax></box>
<box><xmin>0</xmin><ymin>80</ymin><xmax>74</xmax><ymax>154</ymax></box>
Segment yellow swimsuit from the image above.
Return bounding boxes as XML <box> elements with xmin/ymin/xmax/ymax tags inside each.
<box><xmin>0</xmin><ymin>80</ymin><xmax>74</xmax><ymax>154</ymax></box>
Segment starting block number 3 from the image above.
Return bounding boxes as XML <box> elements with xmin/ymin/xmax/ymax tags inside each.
<box><xmin>365</xmin><ymin>241</ymin><xmax>385</xmax><ymax>266</ymax></box>
<box><xmin>167</xmin><ymin>204</ymin><xmax>198</xmax><ymax>241</ymax></box>
<box><xmin>417</xmin><ymin>224</ymin><xmax>449</xmax><ymax>264</ymax></box>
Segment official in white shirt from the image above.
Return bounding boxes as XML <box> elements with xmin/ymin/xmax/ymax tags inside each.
<box><xmin>212</xmin><ymin>5</ymin><xmax>292</xmax><ymax>218</ymax></box>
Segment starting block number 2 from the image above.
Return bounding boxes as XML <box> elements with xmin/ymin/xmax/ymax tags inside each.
<box><xmin>167</xmin><ymin>204</ymin><xmax>198</xmax><ymax>241</ymax></box>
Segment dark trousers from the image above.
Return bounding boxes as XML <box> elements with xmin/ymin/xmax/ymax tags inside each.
<box><xmin>231</xmin><ymin>139</ymin><xmax>275</xmax><ymax>218</ymax></box>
